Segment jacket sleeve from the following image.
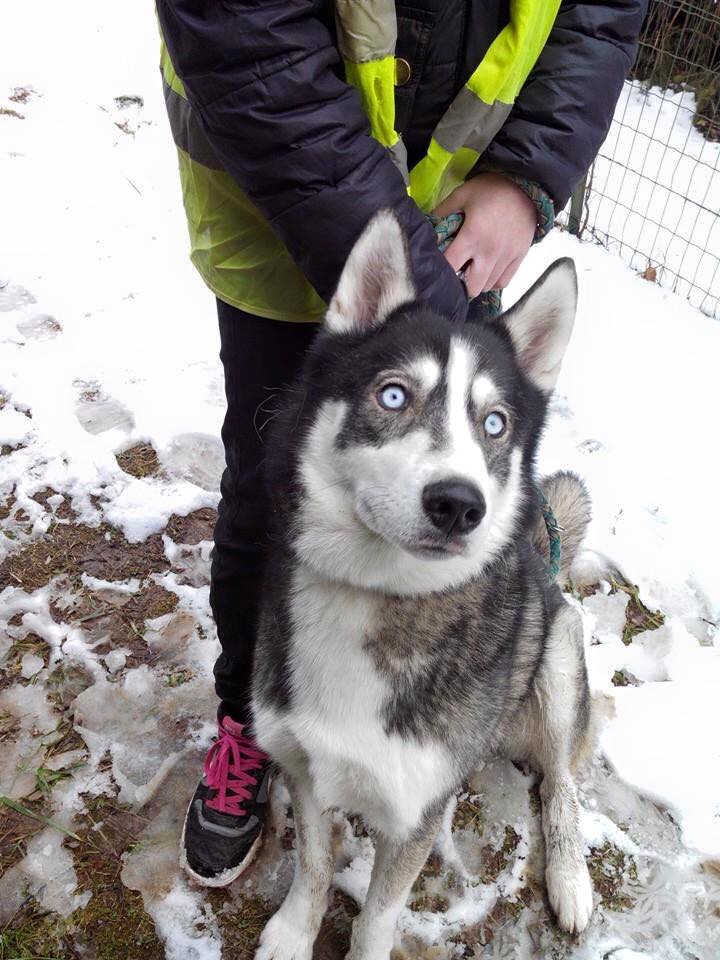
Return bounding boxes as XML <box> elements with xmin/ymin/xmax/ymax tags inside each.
<box><xmin>155</xmin><ymin>0</ymin><xmax>467</xmax><ymax>320</ymax></box>
<box><xmin>480</xmin><ymin>0</ymin><xmax>648</xmax><ymax>210</ymax></box>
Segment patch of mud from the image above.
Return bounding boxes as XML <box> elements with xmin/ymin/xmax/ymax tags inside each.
<box><xmin>165</xmin><ymin>507</ymin><xmax>217</xmax><ymax>546</ymax></box>
<box><xmin>0</xmin><ymin>797</ymin><xmax>46</xmax><ymax>878</ymax></box>
<box><xmin>0</xmin><ymin>520</ymin><xmax>168</xmax><ymax>592</ymax></box>
<box><xmin>68</xmin><ymin>791</ymin><xmax>165</xmax><ymax>958</ymax></box>
<box><xmin>116</xmin><ymin>442</ymin><xmax>162</xmax><ymax>479</ymax></box>
<box><xmin>163</xmin><ymin>508</ymin><xmax>216</xmax><ymax>588</ymax></box>
<box><xmin>0</xmin><ymin>789</ymin><xmax>165</xmax><ymax>959</ymax></box>
<box><xmin>115</xmin><ymin>94</ymin><xmax>144</xmax><ymax>109</ymax></box>
<box><xmin>587</xmin><ymin>841</ymin><xmax>637</xmax><ymax>911</ymax></box>
<box><xmin>0</xmin><ymin>632</ymin><xmax>51</xmax><ymax>690</ymax></box>
<box><xmin>49</xmin><ymin>577</ymin><xmax>179</xmax><ymax>673</ymax></box>
<box><xmin>0</xmin><ymin>488</ymin><xmax>16</xmax><ymax>522</ymax></box>
<box><xmin>30</xmin><ymin>486</ymin><xmax>75</xmax><ymax>519</ymax></box>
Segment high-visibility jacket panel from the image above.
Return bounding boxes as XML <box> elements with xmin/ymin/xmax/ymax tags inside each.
<box><xmin>157</xmin><ymin>0</ymin><xmax>645</xmax><ymax>322</ymax></box>
<box><xmin>162</xmin><ymin>47</ymin><xmax>325</xmax><ymax>322</ymax></box>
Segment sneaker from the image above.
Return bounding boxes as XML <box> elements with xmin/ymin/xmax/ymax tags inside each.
<box><xmin>180</xmin><ymin>715</ymin><xmax>272</xmax><ymax>886</ymax></box>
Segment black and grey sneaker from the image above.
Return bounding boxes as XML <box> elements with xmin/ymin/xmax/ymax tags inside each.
<box><xmin>180</xmin><ymin>714</ymin><xmax>272</xmax><ymax>887</ymax></box>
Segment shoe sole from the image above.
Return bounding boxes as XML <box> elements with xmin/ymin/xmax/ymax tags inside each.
<box><xmin>180</xmin><ymin>822</ymin><xmax>264</xmax><ymax>888</ymax></box>
<box><xmin>178</xmin><ymin>775</ymin><xmax>272</xmax><ymax>889</ymax></box>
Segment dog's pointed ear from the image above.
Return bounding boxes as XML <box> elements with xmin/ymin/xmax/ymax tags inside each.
<box><xmin>499</xmin><ymin>258</ymin><xmax>577</xmax><ymax>393</ymax></box>
<box><xmin>325</xmin><ymin>210</ymin><xmax>416</xmax><ymax>335</ymax></box>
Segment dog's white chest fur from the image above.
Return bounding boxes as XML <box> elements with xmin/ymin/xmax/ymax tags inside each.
<box><xmin>256</xmin><ymin>566</ymin><xmax>452</xmax><ymax>838</ymax></box>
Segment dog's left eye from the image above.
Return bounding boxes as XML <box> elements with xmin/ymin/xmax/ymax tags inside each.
<box><xmin>378</xmin><ymin>384</ymin><xmax>408</xmax><ymax>411</ymax></box>
<box><xmin>484</xmin><ymin>411</ymin><xmax>507</xmax><ymax>437</ymax></box>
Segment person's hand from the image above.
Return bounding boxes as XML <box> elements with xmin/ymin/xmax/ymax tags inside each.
<box><xmin>433</xmin><ymin>173</ymin><xmax>536</xmax><ymax>297</ymax></box>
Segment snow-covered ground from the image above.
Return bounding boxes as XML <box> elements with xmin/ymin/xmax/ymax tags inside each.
<box><xmin>1</xmin><ymin>3</ymin><xmax>719</xmax><ymax>959</ymax></box>
<box><xmin>564</xmin><ymin>80</ymin><xmax>720</xmax><ymax>319</ymax></box>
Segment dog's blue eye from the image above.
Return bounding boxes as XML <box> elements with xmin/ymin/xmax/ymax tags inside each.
<box><xmin>484</xmin><ymin>411</ymin><xmax>506</xmax><ymax>437</ymax></box>
<box><xmin>378</xmin><ymin>384</ymin><xmax>407</xmax><ymax>411</ymax></box>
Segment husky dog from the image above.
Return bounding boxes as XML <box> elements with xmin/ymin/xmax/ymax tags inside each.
<box><xmin>252</xmin><ymin>211</ymin><xmax>594</xmax><ymax>960</ymax></box>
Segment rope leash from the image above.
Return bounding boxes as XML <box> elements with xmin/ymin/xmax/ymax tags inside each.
<box><xmin>540</xmin><ymin>494</ymin><xmax>563</xmax><ymax>582</ymax></box>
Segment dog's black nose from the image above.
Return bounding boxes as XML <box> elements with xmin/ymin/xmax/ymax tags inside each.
<box><xmin>422</xmin><ymin>481</ymin><xmax>486</xmax><ymax>535</ymax></box>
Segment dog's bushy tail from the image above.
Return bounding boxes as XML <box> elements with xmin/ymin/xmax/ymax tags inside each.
<box><xmin>532</xmin><ymin>471</ymin><xmax>591</xmax><ymax>584</ymax></box>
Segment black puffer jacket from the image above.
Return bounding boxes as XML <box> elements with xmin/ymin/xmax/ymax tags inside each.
<box><xmin>156</xmin><ymin>0</ymin><xmax>647</xmax><ymax>321</ymax></box>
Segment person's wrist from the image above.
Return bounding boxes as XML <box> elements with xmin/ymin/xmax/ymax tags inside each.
<box><xmin>492</xmin><ymin>173</ymin><xmax>536</xmax><ymax>219</ymax></box>
<box><xmin>473</xmin><ymin>170</ymin><xmax>555</xmax><ymax>243</ymax></box>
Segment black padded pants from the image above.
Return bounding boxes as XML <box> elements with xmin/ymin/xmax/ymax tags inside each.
<box><xmin>210</xmin><ymin>299</ymin><xmax>317</xmax><ymax>722</ymax></box>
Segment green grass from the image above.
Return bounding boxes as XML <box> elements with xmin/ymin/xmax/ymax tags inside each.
<box><xmin>0</xmin><ymin>797</ymin><xmax>80</xmax><ymax>842</ymax></box>
<box><xmin>587</xmin><ymin>841</ymin><xmax>638</xmax><ymax>912</ymax></box>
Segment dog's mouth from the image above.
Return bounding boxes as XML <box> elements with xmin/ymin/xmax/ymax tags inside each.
<box><xmin>403</xmin><ymin>536</ymin><xmax>467</xmax><ymax>559</ymax></box>
<box><xmin>354</xmin><ymin>498</ymin><xmax>470</xmax><ymax>559</ymax></box>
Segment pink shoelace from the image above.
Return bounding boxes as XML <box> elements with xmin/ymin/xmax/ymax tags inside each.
<box><xmin>203</xmin><ymin>719</ymin><xmax>268</xmax><ymax>816</ymax></box>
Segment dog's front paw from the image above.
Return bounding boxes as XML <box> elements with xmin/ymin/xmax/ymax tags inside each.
<box><xmin>546</xmin><ymin>859</ymin><xmax>594</xmax><ymax>934</ymax></box>
<box><xmin>254</xmin><ymin>908</ymin><xmax>316</xmax><ymax>960</ymax></box>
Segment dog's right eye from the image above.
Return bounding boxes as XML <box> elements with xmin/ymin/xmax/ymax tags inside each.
<box><xmin>378</xmin><ymin>384</ymin><xmax>408</xmax><ymax>411</ymax></box>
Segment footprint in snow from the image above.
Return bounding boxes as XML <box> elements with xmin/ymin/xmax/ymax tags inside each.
<box><xmin>0</xmin><ymin>283</ymin><xmax>36</xmax><ymax>313</ymax></box>
<box><xmin>16</xmin><ymin>313</ymin><xmax>62</xmax><ymax>341</ymax></box>
<box><xmin>75</xmin><ymin>388</ymin><xmax>135</xmax><ymax>436</ymax></box>
<box><xmin>160</xmin><ymin>432</ymin><xmax>224</xmax><ymax>492</ymax></box>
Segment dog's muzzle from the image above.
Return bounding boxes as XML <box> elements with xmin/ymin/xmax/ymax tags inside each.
<box><xmin>422</xmin><ymin>480</ymin><xmax>485</xmax><ymax>536</ymax></box>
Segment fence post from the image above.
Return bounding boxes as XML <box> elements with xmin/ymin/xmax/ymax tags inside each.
<box><xmin>567</xmin><ymin>174</ymin><xmax>587</xmax><ymax>237</ymax></box>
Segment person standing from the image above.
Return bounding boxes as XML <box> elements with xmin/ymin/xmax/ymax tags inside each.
<box><xmin>155</xmin><ymin>0</ymin><xmax>647</xmax><ymax>885</ymax></box>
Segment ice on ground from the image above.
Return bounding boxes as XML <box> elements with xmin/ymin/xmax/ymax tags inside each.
<box><xmin>0</xmin><ymin>683</ymin><xmax>59</xmax><ymax>799</ymax></box>
<box><xmin>334</xmin><ymin>755</ymin><xmax>720</xmax><ymax>959</ymax></box>
<box><xmin>145</xmin><ymin>880</ymin><xmax>223</xmax><ymax>960</ymax></box>
<box><xmin>20</xmin><ymin>652</ymin><xmax>44</xmax><ymax>678</ymax></box>
<box><xmin>13</xmin><ymin>828</ymin><xmax>91</xmax><ymax>919</ymax></box>
<box><xmin>121</xmin><ymin>750</ymin><xmax>225</xmax><ymax>960</ymax></box>
<box><xmin>73</xmin><ymin>665</ymin><xmax>216</xmax><ymax>806</ymax></box>
<box><xmin>104</xmin><ymin>648</ymin><xmax>127</xmax><ymax>673</ymax></box>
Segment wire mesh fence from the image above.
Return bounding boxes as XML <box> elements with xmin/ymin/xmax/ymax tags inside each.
<box><xmin>560</xmin><ymin>0</ymin><xmax>720</xmax><ymax>319</ymax></box>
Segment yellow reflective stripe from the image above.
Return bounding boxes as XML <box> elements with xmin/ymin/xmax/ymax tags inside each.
<box><xmin>159</xmin><ymin>2</ymin><xmax>560</xmax><ymax>321</ymax></box>
<box><xmin>344</xmin><ymin>57</ymin><xmax>399</xmax><ymax>149</ymax></box>
<box><xmin>408</xmin><ymin>140</ymin><xmax>479</xmax><ymax>213</ymax></box>
<box><xmin>335</xmin><ymin>0</ymin><xmax>397</xmax><ymax>63</ymax></box>
<box><xmin>466</xmin><ymin>0</ymin><xmax>561</xmax><ymax>105</ymax></box>
<box><xmin>430</xmin><ymin>92</ymin><xmax>511</xmax><ymax>154</ymax></box>
<box><xmin>160</xmin><ymin>41</ymin><xmax>187</xmax><ymax>99</ymax></box>
<box><xmin>343</xmin><ymin>0</ymin><xmax>560</xmax><ymax>213</ymax></box>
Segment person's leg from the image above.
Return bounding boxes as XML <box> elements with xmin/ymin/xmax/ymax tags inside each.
<box><xmin>211</xmin><ymin>300</ymin><xmax>318</xmax><ymax>722</ymax></box>
<box><xmin>182</xmin><ymin>300</ymin><xmax>317</xmax><ymax>886</ymax></box>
